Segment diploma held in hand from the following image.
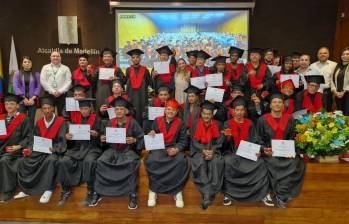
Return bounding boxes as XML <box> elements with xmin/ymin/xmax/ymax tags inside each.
<box><xmin>144</xmin><ymin>133</ymin><xmax>165</xmax><ymax>151</ymax></box>
<box><xmin>69</xmin><ymin>124</ymin><xmax>90</xmax><ymax>140</ymax></box>
<box><xmin>190</xmin><ymin>76</ymin><xmax>206</xmax><ymax>89</ymax></box>
<box><xmin>33</xmin><ymin>136</ymin><xmax>52</xmax><ymax>154</ymax></box>
<box><xmin>205</xmin><ymin>87</ymin><xmax>225</xmax><ymax>102</ymax></box>
<box><xmin>205</xmin><ymin>73</ymin><xmax>223</xmax><ymax>87</ymax></box>
<box><xmin>106</xmin><ymin>127</ymin><xmax>126</xmax><ymax>144</ymax></box>
<box><xmin>65</xmin><ymin>97</ymin><xmax>80</xmax><ymax>111</ymax></box>
<box><xmin>148</xmin><ymin>107</ymin><xmax>165</xmax><ymax>120</ymax></box>
<box><xmin>107</xmin><ymin>107</ymin><xmax>116</xmax><ymax>119</ymax></box>
<box><xmin>0</xmin><ymin>120</ymin><xmax>7</xmax><ymax>136</ymax></box>
<box><xmin>154</xmin><ymin>61</ymin><xmax>170</xmax><ymax>74</ymax></box>
<box><xmin>99</xmin><ymin>68</ymin><xmax>115</xmax><ymax>80</ymax></box>
<box><xmin>236</xmin><ymin>140</ymin><xmax>261</xmax><ymax>161</ymax></box>
<box><xmin>271</xmin><ymin>140</ymin><xmax>296</xmax><ymax>158</ymax></box>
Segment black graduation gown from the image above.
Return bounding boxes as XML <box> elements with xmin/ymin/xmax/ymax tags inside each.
<box><xmin>94</xmin><ymin>65</ymin><xmax>125</xmax><ymax>112</ymax></box>
<box><xmin>18</xmin><ymin>116</ymin><xmax>67</xmax><ymax>195</ymax></box>
<box><xmin>190</xmin><ymin>120</ymin><xmax>225</xmax><ymax>199</ymax></box>
<box><xmin>0</xmin><ymin>115</ymin><xmax>32</xmax><ymax>193</ymax></box>
<box><xmin>142</xmin><ymin>98</ymin><xmax>166</xmax><ymax>134</ymax></box>
<box><xmin>71</xmin><ymin>68</ymin><xmax>94</xmax><ymax>98</ymax></box>
<box><xmin>240</xmin><ymin>64</ymin><xmax>273</xmax><ymax>97</ymax></box>
<box><xmin>56</xmin><ymin>115</ymin><xmax>102</xmax><ymax>188</ymax></box>
<box><xmin>295</xmin><ymin>90</ymin><xmax>323</xmax><ymax>112</ymax></box>
<box><xmin>247</xmin><ymin>100</ymin><xmax>270</xmax><ymax>124</ymax></box>
<box><xmin>222</xmin><ymin>119</ymin><xmax>269</xmax><ymax>202</ymax></box>
<box><xmin>256</xmin><ymin>115</ymin><xmax>305</xmax><ymax>202</ymax></box>
<box><xmin>144</xmin><ymin>117</ymin><xmax>189</xmax><ymax>195</ymax></box>
<box><xmin>94</xmin><ymin>118</ymin><xmax>144</xmax><ymax>196</ymax></box>
<box><xmin>125</xmin><ymin>66</ymin><xmax>153</xmax><ymax>125</ymax></box>
<box><xmin>181</xmin><ymin>101</ymin><xmax>201</xmax><ymax>137</ymax></box>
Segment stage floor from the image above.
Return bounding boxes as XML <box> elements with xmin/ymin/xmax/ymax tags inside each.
<box><xmin>1</xmin><ymin>162</ymin><xmax>348</xmax><ymax>224</ymax></box>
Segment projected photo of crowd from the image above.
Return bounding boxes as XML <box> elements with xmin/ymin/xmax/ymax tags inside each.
<box><xmin>116</xmin><ymin>11</ymin><xmax>249</xmax><ymax>68</ymax></box>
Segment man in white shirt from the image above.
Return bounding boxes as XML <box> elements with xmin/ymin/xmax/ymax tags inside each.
<box><xmin>40</xmin><ymin>51</ymin><xmax>72</xmax><ymax>115</ymax></box>
<box><xmin>310</xmin><ymin>47</ymin><xmax>337</xmax><ymax>111</ymax></box>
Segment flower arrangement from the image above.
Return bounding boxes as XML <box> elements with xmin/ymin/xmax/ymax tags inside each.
<box><xmin>295</xmin><ymin>111</ymin><xmax>349</xmax><ymax>156</ymax></box>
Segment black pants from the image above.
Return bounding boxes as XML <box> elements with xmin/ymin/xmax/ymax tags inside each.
<box><xmin>44</xmin><ymin>92</ymin><xmax>66</xmax><ymax>116</ymax></box>
<box><xmin>323</xmin><ymin>88</ymin><xmax>333</xmax><ymax>111</ymax></box>
<box><xmin>335</xmin><ymin>92</ymin><xmax>349</xmax><ymax>116</ymax></box>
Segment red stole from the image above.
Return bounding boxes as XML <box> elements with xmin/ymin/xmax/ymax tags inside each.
<box><xmin>158</xmin><ymin>63</ymin><xmax>175</xmax><ymax>85</ymax></box>
<box><xmin>107</xmin><ymin>95</ymin><xmax>129</xmax><ymax>106</ymax></box>
<box><xmin>283</xmin><ymin>98</ymin><xmax>295</xmax><ymax>115</ymax></box>
<box><xmin>0</xmin><ymin>113</ymin><xmax>26</xmax><ymax>140</ymax></box>
<box><xmin>71</xmin><ymin>113</ymin><xmax>96</xmax><ymax>127</ymax></box>
<box><xmin>37</xmin><ymin>116</ymin><xmax>65</xmax><ymax>139</ymax></box>
<box><xmin>275</xmin><ymin>71</ymin><xmax>297</xmax><ymax>90</ymax></box>
<box><xmin>246</xmin><ymin>63</ymin><xmax>267</xmax><ymax>89</ymax></box>
<box><xmin>302</xmin><ymin>91</ymin><xmax>322</xmax><ymax>113</ymax></box>
<box><xmin>153</xmin><ymin>97</ymin><xmax>165</xmax><ymax>107</ymax></box>
<box><xmin>73</xmin><ymin>68</ymin><xmax>91</xmax><ymax>87</ymax></box>
<box><xmin>99</xmin><ymin>65</ymin><xmax>120</xmax><ymax>84</ymax></box>
<box><xmin>111</xmin><ymin>116</ymin><xmax>132</xmax><ymax>149</ymax></box>
<box><xmin>156</xmin><ymin>116</ymin><xmax>181</xmax><ymax>144</ymax></box>
<box><xmin>263</xmin><ymin>113</ymin><xmax>291</xmax><ymax>139</ymax></box>
<box><xmin>129</xmin><ymin>65</ymin><xmax>146</xmax><ymax>89</ymax></box>
<box><xmin>186</xmin><ymin>64</ymin><xmax>195</xmax><ymax>73</ymax></box>
<box><xmin>229</xmin><ymin>118</ymin><xmax>251</xmax><ymax>147</ymax></box>
<box><xmin>226</xmin><ymin>63</ymin><xmax>244</xmax><ymax>81</ymax></box>
<box><xmin>193</xmin><ymin>119</ymin><xmax>220</xmax><ymax>145</ymax></box>
<box><xmin>191</xmin><ymin>66</ymin><xmax>210</xmax><ymax>78</ymax></box>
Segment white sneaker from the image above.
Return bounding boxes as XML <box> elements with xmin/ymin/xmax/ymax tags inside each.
<box><xmin>262</xmin><ymin>193</ymin><xmax>274</xmax><ymax>207</ymax></box>
<box><xmin>39</xmin><ymin>191</ymin><xmax>53</xmax><ymax>204</ymax></box>
<box><xmin>147</xmin><ymin>190</ymin><xmax>157</xmax><ymax>207</ymax></box>
<box><xmin>174</xmin><ymin>191</ymin><xmax>184</xmax><ymax>208</ymax></box>
<box><xmin>14</xmin><ymin>192</ymin><xmax>29</xmax><ymax>199</ymax></box>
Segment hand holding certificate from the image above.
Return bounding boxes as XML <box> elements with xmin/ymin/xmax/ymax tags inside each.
<box><xmin>106</xmin><ymin>127</ymin><xmax>126</xmax><ymax>144</ymax></box>
<box><xmin>144</xmin><ymin>133</ymin><xmax>165</xmax><ymax>151</ymax></box>
<box><xmin>154</xmin><ymin>61</ymin><xmax>170</xmax><ymax>74</ymax></box>
<box><xmin>0</xmin><ymin>120</ymin><xmax>7</xmax><ymax>136</ymax></box>
<box><xmin>236</xmin><ymin>140</ymin><xmax>261</xmax><ymax>161</ymax></box>
<box><xmin>148</xmin><ymin>107</ymin><xmax>165</xmax><ymax>120</ymax></box>
<box><xmin>65</xmin><ymin>97</ymin><xmax>79</xmax><ymax>111</ymax></box>
<box><xmin>69</xmin><ymin>124</ymin><xmax>90</xmax><ymax>140</ymax></box>
<box><xmin>205</xmin><ymin>87</ymin><xmax>225</xmax><ymax>102</ymax></box>
<box><xmin>99</xmin><ymin>68</ymin><xmax>115</xmax><ymax>80</ymax></box>
<box><xmin>271</xmin><ymin>140</ymin><xmax>296</xmax><ymax>158</ymax></box>
<box><xmin>107</xmin><ymin>107</ymin><xmax>116</xmax><ymax>119</ymax></box>
<box><xmin>33</xmin><ymin>136</ymin><xmax>52</xmax><ymax>154</ymax></box>
<box><xmin>205</xmin><ymin>73</ymin><xmax>223</xmax><ymax>87</ymax></box>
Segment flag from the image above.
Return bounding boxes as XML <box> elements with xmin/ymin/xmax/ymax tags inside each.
<box><xmin>0</xmin><ymin>49</ymin><xmax>3</xmax><ymax>78</ymax></box>
<box><xmin>0</xmin><ymin>50</ymin><xmax>4</xmax><ymax>113</ymax></box>
<box><xmin>8</xmin><ymin>36</ymin><xmax>19</xmax><ymax>94</ymax></box>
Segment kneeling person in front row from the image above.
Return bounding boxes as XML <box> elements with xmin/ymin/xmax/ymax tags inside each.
<box><xmin>93</xmin><ymin>97</ymin><xmax>144</xmax><ymax>209</ymax></box>
<box><xmin>144</xmin><ymin>99</ymin><xmax>189</xmax><ymax>208</ymax></box>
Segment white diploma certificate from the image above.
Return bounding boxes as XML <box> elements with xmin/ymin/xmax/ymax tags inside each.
<box><xmin>65</xmin><ymin>97</ymin><xmax>80</xmax><ymax>112</ymax></box>
<box><xmin>148</xmin><ymin>107</ymin><xmax>165</xmax><ymax>120</ymax></box>
<box><xmin>272</xmin><ymin>140</ymin><xmax>296</xmax><ymax>158</ymax></box>
<box><xmin>106</xmin><ymin>127</ymin><xmax>126</xmax><ymax>144</ymax></box>
<box><xmin>99</xmin><ymin>68</ymin><xmax>115</xmax><ymax>80</ymax></box>
<box><xmin>205</xmin><ymin>87</ymin><xmax>225</xmax><ymax>102</ymax></box>
<box><xmin>154</xmin><ymin>61</ymin><xmax>170</xmax><ymax>74</ymax></box>
<box><xmin>236</xmin><ymin>140</ymin><xmax>261</xmax><ymax>162</ymax></box>
<box><xmin>33</xmin><ymin>136</ymin><xmax>52</xmax><ymax>154</ymax></box>
<box><xmin>107</xmin><ymin>107</ymin><xmax>116</xmax><ymax>120</ymax></box>
<box><xmin>144</xmin><ymin>134</ymin><xmax>165</xmax><ymax>151</ymax></box>
<box><xmin>0</xmin><ymin>120</ymin><xmax>7</xmax><ymax>136</ymax></box>
<box><xmin>268</xmin><ymin>65</ymin><xmax>281</xmax><ymax>74</ymax></box>
<box><xmin>190</xmin><ymin>76</ymin><xmax>206</xmax><ymax>89</ymax></box>
<box><xmin>205</xmin><ymin>73</ymin><xmax>223</xmax><ymax>87</ymax></box>
<box><xmin>69</xmin><ymin>124</ymin><xmax>90</xmax><ymax>140</ymax></box>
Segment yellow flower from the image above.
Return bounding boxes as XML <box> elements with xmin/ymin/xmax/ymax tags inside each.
<box><xmin>329</xmin><ymin>122</ymin><xmax>335</xmax><ymax>128</ymax></box>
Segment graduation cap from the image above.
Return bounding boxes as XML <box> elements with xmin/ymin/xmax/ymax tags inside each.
<box><xmin>269</xmin><ymin>93</ymin><xmax>284</xmax><ymax>102</ymax></box>
<box><xmin>186</xmin><ymin>50</ymin><xmax>198</xmax><ymax>58</ymax></box>
<box><xmin>126</xmin><ymin>48</ymin><xmax>144</xmax><ymax>56</ymax></box>
<box><xmin>110</xmin><ymin>96</ymin><xmax>132</xmax><ymax>109</ymax></box>
<box><xmin>304</xmin><ymin>75</ymin><xmax>325</xmax><ymax>84</ymax></box>
<box><xmin>200</xmin><ymin>100</ymin><xmax>217</xmax><ymax>111</ymax></box>
<box><xmin>156</xmin><ymin>46</ymin><xmax>173</xmax><ymax>55</ymax></box>
<box><xmin>228</xmin><ymin>46</ymin><xmax>244</xmax><ymax>58</ymax></box>
<box><xmin>230</xmin><ymin>96</ymin><xmax>247</xmax><ymax>109</ymax></box>
<box><xmin>73</xmin><ymin>84</ymin><xmax>88</xmax><ymax>93</ymax></box>
<box><xmin>230</xmin><ymin>84</ymin><xmax>245</xmax><ymax>93</ymax></box>
<box><xmin>184</xmin><ymin>85</ymin><xmax>201</xmax><ymax>95</ymax></box>
<box><xmin>248</xmin><ymin>48</ymin><xmax>263</xmax><ymax>54</ymax></box>
<box><xmin>196</xmin><ymin>50</ymin><xmax>211</xmax><ymax>60</ymax></box>
<box><xmin>291</xmin><ymin>51</ymin><xmax>302</xmax><ymax>59</ymax></box>
<box><xmin>281</xmin><ymin>79</ymin><xmax>295</xmax><ymax>89</ymax></box>
<box><xmin>4</xmin><ymin>94</ymin><xmax>21</xmax><ymax>103</ymax></box>
<box><xmin>78</xmin><ymin>53</ymin><xmax>89</xmax><ymax>60</ymax></box>
<box><xmin>78</xmin><ymin>98</ymin><xmax>95</xmax><ymax>108</ymax></box>
<box><xmin>165</xmin><ymin>99</ymin><xmax>180</xmax><ymax>110</ymax></box>
<box><xmin>211</xmin><ymin>56</ymin><xmax>229</xmax><ymax>64</ymax></box>
<box><xmin>158</xmin><ymin>85</ymin><xmax>171</xmax><ymax>93</ymax></box>
<box><xmin>100</xmin><ymin>47</ymin><xmax>117</xmax><ymax>57</ymax></box>
<box><xmin>39</xmin><ymin>95</ymin><xmax>55</xmax><ymax>106</ymax></box>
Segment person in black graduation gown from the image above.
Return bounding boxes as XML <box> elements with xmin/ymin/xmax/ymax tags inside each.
<box><xmin>55</xmin><ymin>98</ymin><xmax>102</xmax><ymax>207</ymax></box>
<box><xmin>63</xmin><ymin>84</ymin><xmax>88</xmax><ymax>122</ymax></box>
<box><xmin>16</xmin><ymin>96</ymin><xmax>66</xmax><ymax>204</ymax></box>
<box><xmin>222</xmin><ymin>96</ymin><xmax>271</xmax><ymax>206</ymax></box>
<box><xmin>71</xmin><ymin>53</ymin><xmax>95</xmax><ymax>98</ymax></box>
<box><xmin>185</xmin><ymin>50</ymin><xmax>198</xmax><ymax>73</ymax></box>
<box><xmin>280</xmin><ymin>79</ymin><xmax>296</xmax><ymax>115</ymax></box>
<box><xmin>190</xmin><ymin>101</ymin><xmax>225</xmax><ymax>210</ymax></box>
<box><xmin>144</xmin><ymin>99</ymin><xmax>189</xmax><ymax>208</ymax></box>
<box><xmin>95</xmin><ymin>48</ymin><xmax>125</xmax><ymax>112</ymax></box>
<box><xmin>0</xmin><ymin>94</ymin><xmax>32</xmax><ymax>202</ymax></box>
<box><xmin>152</xmin><ymin>46</ymin><xmax>176</xmax><ymax>94</ymax></box>
<box><xmin>125</xmin><ymin>48</ymin><xmax>153</xmax><ymax>125</ymax></box>
<box><xmin>190</xmin><ymin>50</ymin><xmax>211</xmax><ymax>77</ymax></box>
<box><xmin>248</xmin><ymin>89</ymin><xmax>270</xmax><ymax>123</ymax></box>
<box><xmin>257</xmin><ymin>93</ymin><xmax>305</xmax><ymax>208</ymax></box>
<box><xmin>180</xmin><ymin>86</ymin><xmax>202</xmax><ymax>137</ymax></box>
<box><xmin>93</xmin><ymin>97</ymin><xmax>144</xmax><ymax>210</ymax></box>
<box><xmin>226</xmin><ymin>47</ymin><xmax>246</xmax><ymax>87</ymax></box>
<box><xmin>295</xmin><ymin>75</ymin><xmax>325</xmax><ymax>113</ymax></box>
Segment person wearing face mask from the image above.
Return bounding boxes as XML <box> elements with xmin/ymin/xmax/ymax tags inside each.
<box><xmin>310</xmin><ymin>47</ymin><xmax>337</xmax><ymax>111</ymax></box>
<box><xmin>257</xmin><ymin>94</ymin><xmax>305</xmax><ymax>208</ymax></box>
<box><xmin>13</xmin><ymin>56</ymin><xmax>41</xmax><ymax>124</ymax></box>
<box><xmin>40</xmin><ymin>51</ymin><xmax>72</xmax><ymax>116</ymax></box>
<box><xmin>331</xmin><ymin>47</ymin><xmax>349</xmax><ymax>115</ymax></box>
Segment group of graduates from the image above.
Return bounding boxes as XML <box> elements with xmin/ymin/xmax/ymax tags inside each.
<box><xmin>2</xmin><ymin>44</ymin><xmax>333</xmax><ymax>211</ymax></box>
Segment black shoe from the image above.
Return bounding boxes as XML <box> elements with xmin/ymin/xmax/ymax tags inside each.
<box><xmin>128</xmin><ymin>194</ymin><xmax>138</xmax><ymax>210</ymax></box>
<box><xmin>58</xmin><ymin>190</ymin><xmax>71</xmax><ymax>207</ymax></box>
<box><xmin>276</xmin><ymin>196</ymin><xmax>287</xmax><ymax>209</ymax></box>
<box><xmin>83</xmin><ymin>191</ymin><xmax>94</xmax><ymax>207</ymax></box>
<box><xmin>0</xmin><ymin>191</ymin><xmax>15</xmax><ymax>203</ymax></box>
<box><xmin>200</xmin><ymin>195</ymin><xmax>212</xmax><ymax>210</ymax></box>
<box><xmin>223</xmin><ymin>196</ymin><xmax>232</xmax><ymax>206</ymax></box>
<box><xmin>88</xmin><ymin>192</ymin><xmax>102</xmax><ymax>207</ymax></box>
